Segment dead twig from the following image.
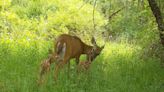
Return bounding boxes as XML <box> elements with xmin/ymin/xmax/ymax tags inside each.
<box><xmin>108</xmin><ymin>7</ymin><xmax>125</xmax><ymax>20</ymax></box>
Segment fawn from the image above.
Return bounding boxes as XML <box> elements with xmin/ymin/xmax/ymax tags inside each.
<box><xmin>77</xmin><ymin>50</ymin><xmax>94</xmax><ymax>72</ymax></box>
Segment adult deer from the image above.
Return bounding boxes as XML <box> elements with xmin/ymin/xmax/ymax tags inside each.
<box><xmin>40</xmin><ymin>34</ymin><xmax>104</xmax><ymax>80</ymax></box>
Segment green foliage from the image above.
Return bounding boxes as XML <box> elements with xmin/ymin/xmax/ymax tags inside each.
<box><xmin>0</xmin><ymin>0</ymin><xmax>11</xmax><ymax>10</ymax></box>
<box><xmin>98</xmin><ymin>0</ymin><xmax>159</xmax><ymax>46</ymax></box>
<box><xmin>0</xmin><ymin>0</ymin><xmax>164</xmax><ymax>92</ymax></box>
<box><xmin>0</xmin><ymin>0</ymin><xmax>106</xmax><ymax>43</ymax></box>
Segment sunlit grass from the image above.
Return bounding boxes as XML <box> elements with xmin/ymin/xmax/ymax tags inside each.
<box><xmin>0</xmin><ymin>39</ymin><xmax>164</xmax><ymax>92</ymax></box>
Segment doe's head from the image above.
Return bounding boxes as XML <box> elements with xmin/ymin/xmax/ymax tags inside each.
<box><xmin>90</xmin><ymin>37</ymin><xmax>104</xmax><ymax>61</ymax></box>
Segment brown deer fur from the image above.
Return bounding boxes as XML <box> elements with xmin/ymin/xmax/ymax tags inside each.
<box><xmin>40</xmin><ymin>34</ymin><xmax>104</xmax><ymax>80</ymax></box>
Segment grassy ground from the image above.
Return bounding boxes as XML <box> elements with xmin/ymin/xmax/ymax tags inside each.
<box><xmin>0</xmin><ymin>40</ymin><xmax>164</xmax><ymax>92</ymax></box>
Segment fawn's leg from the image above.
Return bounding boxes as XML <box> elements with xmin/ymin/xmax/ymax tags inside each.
<box><xmin>54</xmin><ymin>58</ymin><xmax>69</xmax><ymax>81</ymax></box>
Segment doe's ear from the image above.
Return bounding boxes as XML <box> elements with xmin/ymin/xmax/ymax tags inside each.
<box><xmin>91</xmin><ymin>37</ymin><xmax>97</xmax><ymax>46</ymax></box>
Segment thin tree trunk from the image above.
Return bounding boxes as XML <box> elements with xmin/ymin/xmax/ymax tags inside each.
<box><xmin>148</xmin><ymin>0</ymin><xmax>164</xmax><ymax>46</ymax></box>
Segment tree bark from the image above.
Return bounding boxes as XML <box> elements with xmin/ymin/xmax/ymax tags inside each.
<box><xmin>148</xmin><ymin>0</ymin><xmax>164</xmax><ymax>46</ymax></box>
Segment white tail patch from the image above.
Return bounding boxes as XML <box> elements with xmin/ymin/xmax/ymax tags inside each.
<box><xmin>56</xmin><ymin>42</ymin><xmax>61</xmax><ymax>53</ymax></box>
<box><xmin>61</xmin><ymin>43</ymin><xmax>66</xmax><ymax>58</ymax></box>
<box><xmin>57</xmin><ymin>42</ymin><xmax>61</xmax><ymax>47</ymax></box>
<box><xmin>59</xmin><ymin>42</ymin><xmax>66</xmax><ymax>60</ymax></box>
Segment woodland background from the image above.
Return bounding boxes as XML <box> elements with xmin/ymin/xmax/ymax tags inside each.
<box><xmin>0</xmin><ymin>0</ymin><xmax>164</xmax><ymax>92</ymax></box>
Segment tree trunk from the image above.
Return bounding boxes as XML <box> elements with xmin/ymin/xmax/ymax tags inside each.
<box><xmin>148</xmin><ymin>0</ymin><xmax>164</xmax><ymax>46</ymax></box>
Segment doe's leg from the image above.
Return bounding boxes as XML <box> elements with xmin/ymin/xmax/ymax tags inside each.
<box><xmin>54</xmin><ymin>58</ymin><xmax>69</xmax><ymax>81</ymax></box>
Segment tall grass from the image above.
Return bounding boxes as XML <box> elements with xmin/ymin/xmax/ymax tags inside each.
<box><xmin>0</xmin><ymin>39</ymin><xmax>163</xmax><ymax>92</ymax></box>
<box><xmin>0</xmin><ymin>0</ymin><xmax>164</xmax><ymax>92</ymax></box>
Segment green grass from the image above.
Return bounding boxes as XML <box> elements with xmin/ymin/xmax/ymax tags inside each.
<box><xmin>0</xmin><ymin>40</ymin><xmax>164</xmax><ymax>92</ymax></box>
